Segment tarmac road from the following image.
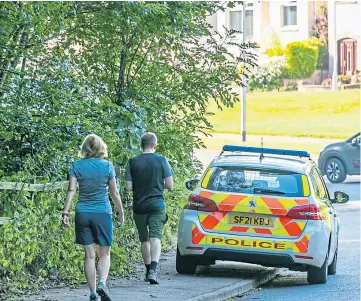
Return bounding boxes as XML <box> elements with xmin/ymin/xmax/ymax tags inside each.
<box><xmin>234</xmin><ymin>203</ymin><xmax>360</xmax><ymax>301</ymax></box>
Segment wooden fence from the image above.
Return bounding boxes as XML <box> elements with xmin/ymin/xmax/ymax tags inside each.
<box><xmin>0</xmin><ymin>181</ymin><xmax>68</xmax><ymax>226</ymax></box>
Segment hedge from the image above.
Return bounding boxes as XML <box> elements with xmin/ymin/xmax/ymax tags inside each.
<box><xmin>284</xmin><ymin>41</ymin><xmax>319</xmax><ymax>79</ymax></box>
<box><xmin>0</xmin><ymin>179</ymin><xmax>188</xmax><ymax>298</ymax></box>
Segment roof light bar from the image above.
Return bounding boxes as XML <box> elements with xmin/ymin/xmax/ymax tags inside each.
<box><xmin>222</xmin><ymin>145</ymin><xmax>310</xmax><ymax>158</ymax></box>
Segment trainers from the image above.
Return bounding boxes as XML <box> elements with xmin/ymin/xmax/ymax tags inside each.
<box><xmin>148</xmin><ymin>270</ymin><xmax>159</xmax><ymax>284</ymax></box>
<box><xmin>89</xmin><ymin>294</ymin><xmax>100</xmax><ymax>301</ymax></box>
<box><xmin>144</xmin><ymin>270</ymin><xmax>150</xmax><ymax>281</ymax></box>
<box><xmin>97</xmin><ymin>281</ymin><xmax>112</xmax><ymax>301</ymax></box>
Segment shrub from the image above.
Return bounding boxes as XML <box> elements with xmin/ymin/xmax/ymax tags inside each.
<box><xmin>266</xmin><ymin>30</ymin><xmax>284</xmax><ymax>57</ymax></box>
<box><xmin>249</xmin><ymin>56</ymin><xmax>288</xmax><ymax>92</ymax></box>
<box><xmin>322</xmin><ymin>77</ymin><xmax>332</xmax><ymax>86</ymax></box>
<box><xmin>305</xmin><ymin>37</ymin><xmax>328</xmax><ymax>69</ymax></box>
<box><xmin>284</xmin><ymin>41</ymin><xmax>319</xmax><ymax>79</ymax></box>
<box><xmin>267</xmin><ymin>46</ymin><xmax>284</xmax><ymax>57</ymax></box>
<box><xmin>0</xmin><ymin>178</ymin><xmax>188</xmax><ymax>296</ymax></box>
<box><xmin>338</xmin><ymin>75</ymin><xmax>351</xmax><ymax>85</ymax></box>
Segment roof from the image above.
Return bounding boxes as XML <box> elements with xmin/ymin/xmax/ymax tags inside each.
<box><xmin>212</xmin><ymin>153</ymin><xmax>314</xmax><ymax>173</ymax></box>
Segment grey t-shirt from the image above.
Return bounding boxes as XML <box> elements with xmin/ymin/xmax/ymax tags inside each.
<box><xmin>125</xmin><ymin>153</ymin><xmax>173</xmax><ymax>214</ymax></box>
<box><xmin>69</xmin><ymin>158</ymin><xmax>115</xmax><ymax>214</ymax></box>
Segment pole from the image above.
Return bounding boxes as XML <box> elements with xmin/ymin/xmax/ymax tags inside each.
<box><xmin>332</xmin><ymin>0</ymin><xmax>337</xmax><ymax>91</ymax></box>
<box><xmin>241</xmin><ymin>2</ymin><xmax>247</xmax><ymax>141</ymax></box>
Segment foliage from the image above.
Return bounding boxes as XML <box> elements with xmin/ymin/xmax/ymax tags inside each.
<box><xmin>249</xmin><ymin>56</ymin><xmax>288</xmax><ymax>92</ymax></box>
<box><xmin>284</xmin><ymin>42</ymin><xmax>318</xmax><ymax>79</ymax></box>
<box><xmin>279</xmin><ymin>81</ymin><xmax>298</xmax><ymax>92</ymax></box>
<box><xmin>322</xmin><ymin>75</ymin><xmax>332</xmax><ymax>86</ymax></box>
<box><xmin>338</xmin><ymin>74</ymin><xmax>351</xmax><ymax>85</ymax></box>
<box><xmin>305</xmin><ymin>37</ymin><xmax>328</xmax><ymax>69</ymax></box>
<box><xmin>0</xmin><ymin>179</ymin><xmax>187</xmax><ymax>296</ymax></box>
<box><xmin>0</xmin><ymin>1</ymin><xmax>257</xmax><ymax>296</ymax></box>
<box><xmin>312</xmin><ymin>6</ymin><xmax>328</xmax><ymax>47</ymax></box>
<box><xmin>266</xmin><ymin>31</ymin><xmax>284</xmax><ymax>57</ymax></box>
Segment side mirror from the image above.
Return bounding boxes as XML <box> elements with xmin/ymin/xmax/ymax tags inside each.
<box><xmin>331</xmin><ymin>191</ymin><xmax>350</xmax><ymax>204</ymax></box>
<box><xmin>351</xmin><ymin>137</ymin><xmax>360</xmax><ymax>147</ymax></box>
<box><xmin>185</xmin><ymin>179</ymin><xmax>200</xmax><ymax>191</ymax></box>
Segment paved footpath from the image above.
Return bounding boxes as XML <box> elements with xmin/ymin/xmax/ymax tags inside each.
<box><xmin>28</xmin><ymin>251</ymin><xmax>276</xmax><ymax>301</ymax></box>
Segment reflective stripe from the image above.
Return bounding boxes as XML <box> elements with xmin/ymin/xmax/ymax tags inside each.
<box><xmin>201</xmin><ymin>168</ymin><xmax>214</xmax><ymax>188</ymax></box>
<box><xmin>302</xmin><ymin>175</ymin><xmax>310</xmax><ymax>196</ymax></box>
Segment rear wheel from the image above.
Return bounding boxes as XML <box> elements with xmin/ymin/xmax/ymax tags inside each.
<box><xmin>325</xmin><ymin>158</ymin><xmax>346</xmax><ymax>183</ymax></box>
<box><xmin>176</xmin><ymin>247</ymin><xmax>198</xmax><ymax>274</ymax></box>
<box><xmin>328</xmin><ymin>246</ymin><xmax>338</xmax><ymax>275</ymax></box>
<box><xmin>307</xmin><ymin>253</ymin><xmax>328</xmax><ymax>284</ymax></box>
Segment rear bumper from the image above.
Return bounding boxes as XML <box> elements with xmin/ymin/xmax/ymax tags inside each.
<box><xmin>178</xmin><ymin>210</ymin><xmax>329</xmax><ymax>269</ymax></box>
<box><xmin>204</xmin><ymin>248</ymin><xmax>297</xmax><ymax>268</ymax></box>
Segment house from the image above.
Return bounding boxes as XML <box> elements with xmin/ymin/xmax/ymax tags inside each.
<box><xmin>207</xmin><ymin>1</ymin><xmax>361</xmax><ymax>77</ymax></box>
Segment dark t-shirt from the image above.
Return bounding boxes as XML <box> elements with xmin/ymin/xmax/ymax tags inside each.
<box><xmin>125</xmin><ymin>153</ymin><xmax>173</xmax><ymax>214</ymax></box>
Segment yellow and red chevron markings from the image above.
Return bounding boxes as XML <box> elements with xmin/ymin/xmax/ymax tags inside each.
<box><xmin>198</xmin><ymin>190</ymin><xmax>309</xmax><ymax>238</ymax></box>
<box><xmin>191</xmin><ymin>224</ymin><xmax>311</xmax><ymax>253</ymax></box>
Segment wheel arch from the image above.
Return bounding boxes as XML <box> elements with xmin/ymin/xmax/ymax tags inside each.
<box><xmin>321</xmin><ymin>153</ymin><xmax>348</xmax><ymax>174</ymax></box>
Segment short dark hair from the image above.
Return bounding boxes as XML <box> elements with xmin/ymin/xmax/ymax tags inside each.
<box><xmin>141</xmin><ymin>132</ymin><xmax>158</xmax><ymax>150</ymax></box>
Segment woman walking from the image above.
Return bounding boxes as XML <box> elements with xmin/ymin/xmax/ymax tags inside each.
<box><xmin>62</xmin><ymin>134</ymin><xmax>124</xmax><ymax>301</ymax></box>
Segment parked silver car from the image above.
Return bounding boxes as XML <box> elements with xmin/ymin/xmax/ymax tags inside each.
<box><xmin>318</xmin><ymin>132</ymin><xmax>360</xmax><ymax>183</ymax></box>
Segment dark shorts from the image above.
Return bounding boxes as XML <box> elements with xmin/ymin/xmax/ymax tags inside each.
<box><xmin>75</xmin><ymin>212</ymin><xmax>113</xmax><ymax>246</ymax></box>
<box><xmin>133</xmin><ymin>212</ymin><xmax>167</xmax><ymax>242</ymax></box>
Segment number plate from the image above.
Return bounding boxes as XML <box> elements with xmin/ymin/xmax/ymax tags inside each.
<box><xmin>229</xmin><ymin>214</ymin><xmax>274</xmax><ymax>227</ymax></box>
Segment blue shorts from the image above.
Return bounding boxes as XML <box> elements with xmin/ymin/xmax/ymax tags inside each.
<box><xmin>75</xmin><ymin>212</ymin><xmax>113</xmax><ymax>246</ymax></box>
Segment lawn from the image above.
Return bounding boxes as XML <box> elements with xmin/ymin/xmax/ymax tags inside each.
<box><xmin>206</xmin><ymin>89</ymin><xmax>360</xmax><ymax>139</ymax></box>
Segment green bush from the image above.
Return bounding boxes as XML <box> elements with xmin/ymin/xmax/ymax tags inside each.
<box><xmin>0</xmin><ymin>178</ymin><xmax>188</xmax><ymax>297</ymax></box>
<box><xmin>304</xmin><ymin>37</ymin><xmax>328</xmax><ymax>69</ymax></box>
<box><xmin>285</xmin><ymin>41</ymin><xmax>319</xmax><ymax>78</ymax></box>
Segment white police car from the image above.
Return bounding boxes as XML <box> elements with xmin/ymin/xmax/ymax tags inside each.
<box><xmin>177</xmin><ymin>146</ymin><xmax>349</xmax><ymax>284</ymax></box>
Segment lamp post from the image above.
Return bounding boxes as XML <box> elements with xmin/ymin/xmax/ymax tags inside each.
<box><xmin>332</xmin><ymin>0</ymin><xmax>338</xmax><ymax>91</ymax></box>
<box><xmin>241</xmin><ymin>2</ymin><xmax>247</xmax><ymax>141</ymax></box>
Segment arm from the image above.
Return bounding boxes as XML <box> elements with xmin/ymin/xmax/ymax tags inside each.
<box><xmin>109</xmin><ymin>178</ymin><xmax>124</xmax><ymax>224</ymax></box>
<box><xmin>62</xmin><ymin>176</ymin><xmax>77</xmax><ymax>227</ymax></box>
<box><xmin>164</xmin><ymin>176</ymin><xmax>174</xmax><ymax>190</ymax></box>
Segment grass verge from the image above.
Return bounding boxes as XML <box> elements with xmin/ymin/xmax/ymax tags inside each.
<box><xmin>206</xmin><ymin>90</ymin><xmax>360</xmax><ymax>139</ymax></box>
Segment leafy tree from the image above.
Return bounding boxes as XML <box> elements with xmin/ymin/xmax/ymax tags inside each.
<box><xmin>61</xmin><ymin>1</ymin><xmax>256</xmax><ymax>175</ymax></box>
<box><xmin>0</xmin><ymin>2</ymin><xmax>258</xmax><ymax>295</ymax></box>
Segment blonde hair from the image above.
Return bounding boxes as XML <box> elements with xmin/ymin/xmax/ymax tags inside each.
<box><xmin>79</xmin><ymin>134</ymin><xmax>108</xmax><ymax>158</ymax></box>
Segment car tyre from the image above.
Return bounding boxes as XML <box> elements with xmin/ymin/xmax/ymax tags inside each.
<box><xmin>325</xmin><ymin>158</ymin><xmax>346</xmax><ymax>183</ymax></box>
<box><xmin>328</xmin><ymin>246</ymin><xmax>338</xmax><ymax>275</ymax></box>
<box><xmin>176</xmin><ymin>246</ymin><xmax>197</xmax><ymax>274</ymax></box>
<box><xmin>307</xmin><ymin>253</ymin><xmax>328</xmax><ymax>284</ymax></box>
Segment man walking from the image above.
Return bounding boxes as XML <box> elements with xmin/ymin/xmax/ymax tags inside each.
<box><xmin>125</xmin><ymin>132</ymin><xmax>173</xmax><ymax>284</ymax></box>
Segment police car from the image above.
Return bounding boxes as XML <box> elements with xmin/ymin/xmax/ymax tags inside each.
<box><xmin>176</xmin><ymin>146</ymin><xmax>349</xmax><ymax>284</ymax></box>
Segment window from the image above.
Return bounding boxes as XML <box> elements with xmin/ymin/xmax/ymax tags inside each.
<box><xmin>202</xmin><ymin>166</ymin><xmax>305</xmax><ymax>197</ymax></box>
<box><xmin>310</xmin><ymin>168</ymin><xmax>328</xmax><ymax>200</ymax></box>
<box><xmin>230</xmin><ymin>10</ymin><xmax>242</xmax><ymax>32</ymax></box>
<box><xmin>245</xmin><ymin>10</ymin><xmax>253</xmax><ymax>40</ymax></box>
<box><xmin>283</xmin><ymin>4</ymin><xmax>297</xmax><ymax>26</ymax></box>
<box><xmin>229</xmin><ymin>9</ymin><xmax>254</xmax><ymax>40</ymax></box>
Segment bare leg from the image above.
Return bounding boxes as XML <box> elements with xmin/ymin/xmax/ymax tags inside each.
<box><xmin>84</xmin><ymin>244</ymin><xmax>96</xmax><ymax>291</ymax></box>
<box><xmin>150</xmin><ymin>238</ymin><xmax>161</xmax><ymax>263</ymax></box>
<box><xmin>141</xmin><ymin>241</ymin><xmax>151</xmax><ymax>265</ymax></box>
<box><xmin>98</xmin><ymin>246</ymin><xmax>111</xmax><ymax>282</ymax></box>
